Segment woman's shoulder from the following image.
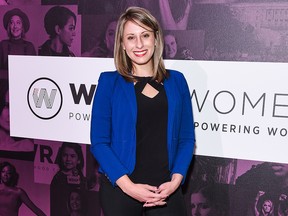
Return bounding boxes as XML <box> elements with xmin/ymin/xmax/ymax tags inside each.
<box><xmin>7</xmin><ymin>186</ymin><xmax>23</xmax><ymax>195</ymax></box>
<box><xmin>99</xmin><ymin>71</ymin><xmax>120</xmax><ymax>82</ymax></box>
<box><xmin>0</xmin><ymin>39</ymin><xmax>9</xmax><ymax>44</ymax></box>
<box><xmin>0</xmin><ymin>39</ymin><xmax>9</xmax><ymax>47</ymax></box>
<box><xmin>23</xmin><ymin>40</ymin><xmax>35</xmax><ymax>46</ymax></box>
<box><xmin>166</xmin><ymin>69</ymin><xmax>186</xmax><ymax>81</ymax></box>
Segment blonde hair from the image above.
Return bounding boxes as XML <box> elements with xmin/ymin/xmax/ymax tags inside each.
<box><xmin>114</xmin><ymin>6</ymin><xmax>168</xmax><ymax>82</ymax></box>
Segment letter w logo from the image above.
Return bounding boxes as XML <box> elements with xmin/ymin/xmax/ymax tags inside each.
<box><xmin>32</xmin><ymin>88</ymin><xmax>57</xmax><ymax>109</ymax></box>
<box><xmin>69</xmin><ymin>84</ymin><xmax>96</xmax><ymax>105</ymax></box>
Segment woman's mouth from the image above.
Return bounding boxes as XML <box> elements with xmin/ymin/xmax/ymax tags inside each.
<box><xmin>134</xmin><ymin>50</ymin><xmax>147</xmax><ymax>57</ymax></box>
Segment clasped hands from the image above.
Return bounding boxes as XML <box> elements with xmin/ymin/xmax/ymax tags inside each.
<box><xmin>117</xmin><ymin>174</ymin><xmax>183</xmax><ymax>207</ymax></box>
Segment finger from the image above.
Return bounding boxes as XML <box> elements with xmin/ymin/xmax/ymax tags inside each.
<box><xmin>143</xmin><ymin>200</ymin><xmax>167</xmax><ymax>207</ymax></box>
<box><xmin>143</xmin><ymin>184</ymin><xmax>158</xmax><ymax>193</ymax></box>
<box><xmin>145</xmin><ymin>197</ymin><xmax>167</xmax><ymax>205</ymax></box>
<box><xmin>155</xmin><ymin>201</ymin><xmax>167</xmax><ymax>206</ymax></box>
<box><xmin>143</xmin><ymin>202</ymin><xmax>156</xmax><ymax>207</ymax></box>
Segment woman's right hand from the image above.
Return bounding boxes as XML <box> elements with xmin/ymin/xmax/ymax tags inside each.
<box><xmin>116</xmin><ymin>175</ymin><xmax>166</xmax><ymax>205</ymax></box>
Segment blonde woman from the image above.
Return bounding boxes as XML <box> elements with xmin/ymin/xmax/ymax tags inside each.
<box><xmin>90</xmin><ymin>6</ymin><xmax>195</xmax><ymax>216</ymax></box>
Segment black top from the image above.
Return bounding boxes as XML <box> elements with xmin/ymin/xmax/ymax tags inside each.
<box><xmin>38</xmin><ymin>39</ymin><xmax>75</xmax><ymax>57</ymax></box>
<box><xmin>130</xmin><ymin>76</ymin><xmax>170</xmax><ymax>186</ymax></box>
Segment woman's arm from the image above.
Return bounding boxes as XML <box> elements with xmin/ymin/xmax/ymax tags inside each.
<box><xmin>254</xmin><ymin>191</ymin><xmax>264</xmax><ymax>216</ymax></box>
<box><xmin>90</xmin><ymin>72</ymin><xmax>129</xmax><ymax>185</ymax></box>
<box><xmin>19</xmin><ymin>188</ymin><xmax>46</xmax><ymax>216</ymax></box>
<box><xmin>155</xmin><ymin>173</ymin><xmax>183</xmax><ymax>200</ymax></box>
<box><xmin>159</xmin><ymin>0</ymin><xmax>192</xmax><ymax>30</ymax></box>
<box><xmin>170</xmin><ymin>72</ymin><xmax>195</xmax><ymax>184</ymax></box>
<box><xmin>278</xmin><ymin>194</ymin><xmax>287</xmax><ymax>216</ymax></box>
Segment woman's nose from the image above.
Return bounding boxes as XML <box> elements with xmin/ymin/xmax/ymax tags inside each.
<box><xmin>136</xmin><ymin>37</ymin><xmax>143</xmax><ymax>48</ymax></box>
<box><xmin>193</xmin><ymin>207</ymin><xmax>201</xmax><ymax>216</ymax></box>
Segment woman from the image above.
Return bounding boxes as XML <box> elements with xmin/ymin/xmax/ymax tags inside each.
<box><xmin>82</xmin><ymin>19</ymin><xmax>117</xmax><ymax>58</ymax></box>
<box><xmin>90</xmin><ymin>6</ymin><xmax>195</xmax><ymax>216</ymax></box>
<box><xmin>254</xmin><ymin>191</ymin><xmax>275</xmax><ymax>216</ymax></box>
<box><xmin>66</xmin><ymin>189</ymin><xmax>87</xmax><ymax>216</ymax></box>
<box><xmin>50</xmin><ymin>142</ymin><xmax>87</xmax><ymax>216</ymax></box>
<box><xmin>0</xmin><ymin>79</ymin><xmax>35</xmax><ymax>160</ymax></box>
<box><xmin>278</xmin><ymin>193</ymin><xmax>288</xmax><ymax>216</ymax></box>
<box><xmin>0</xmin><ymin>8</ymin><xmax>36</xmax><ymax>79</ymax></box>
<box><xmin>164</xmin><ymin>33</ymin><xmax>178</xmax><ymax>59</ymax></box>
<box><xmin>190</xmin><ymin>184</ymin><xmax>229</xmax><ymax>216</ymax></box>
<box><xmin>38</xmin><ymin>6</ymin><xmax>76</xmax><ymax>56</ymax></box>
<box><xmin>164</xmin><ymin>32</ymin><xmax>193</xmax><ymax>60</ymax></box>
<box><xmin>0</xmin><ymin>161</ymin><xmax>46</xmax><ymax>216</ymax></box>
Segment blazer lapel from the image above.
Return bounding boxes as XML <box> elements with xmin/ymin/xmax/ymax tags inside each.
<box><xmin>118</xmin><ymin>75</ymin><xmax>137</xmax><ymax>123</ymax></box>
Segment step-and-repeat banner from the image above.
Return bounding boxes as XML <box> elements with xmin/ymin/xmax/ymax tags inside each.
<box><xmin>9</xmin><ymin>56</ymin><xmax>288</xmax><ymax>164</ymax></box>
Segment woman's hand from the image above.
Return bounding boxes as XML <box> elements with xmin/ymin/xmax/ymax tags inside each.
<box><xmin>157</xmin><ymin>174</ymin><xmax>183</xmax><ymax>197</ymax></box>
<box><xmin>143</xmin><ymin>173</ymin><xmax>183</xmax><ymax>207</ymax></box>
<box><xmin>116</xmin><ymin>175</ymin><xmax>166</xmax><ymax>205</ymax></box>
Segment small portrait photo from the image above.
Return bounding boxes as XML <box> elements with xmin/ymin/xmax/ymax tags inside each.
<box><xmin>81</xmin><ymin>14</ymin><xmax>117</xmax><ymax>58</ymax></box>
<box><xmin>163</xmin><ymin>30</ymin><xmax>204</xmax><ymax>60</ymax></box>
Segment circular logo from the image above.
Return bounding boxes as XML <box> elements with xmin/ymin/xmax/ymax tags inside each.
<box><xmin>27</xmin><ymin>77</ymin><xmax>63</xmax><ymax>120</ymax></box>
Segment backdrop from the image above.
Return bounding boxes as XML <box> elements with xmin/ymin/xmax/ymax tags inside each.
<box><xmin>1</xmin><ymin>1</ymin><xmax>288</xmax><ymax>216</ymax></box>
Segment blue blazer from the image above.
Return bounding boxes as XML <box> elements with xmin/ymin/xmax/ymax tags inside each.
<box><xmin>90</xmin><ymin>70</ymin><xmax>195</xmax><ymax>186</ymax></box>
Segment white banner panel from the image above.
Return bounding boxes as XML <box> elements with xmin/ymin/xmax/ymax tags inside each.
<box><xmin>9</xmin><ymin>56</ymin><xmax>288</xmax><ymax>163</ymax></box>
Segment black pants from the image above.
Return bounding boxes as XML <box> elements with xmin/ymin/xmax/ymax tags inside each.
<box><xmin>100</xmin><ymin>175</ymin><xmax>187</xmax><ymax>216</ymax></box>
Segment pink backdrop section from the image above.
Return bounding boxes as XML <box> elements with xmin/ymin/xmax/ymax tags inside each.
<box><xmin>0</xmin><ymin>5</ymin><xmax>81</xmax><ymax>57</ymax></box>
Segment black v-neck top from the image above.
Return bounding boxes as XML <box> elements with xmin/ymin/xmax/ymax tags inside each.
<box><xmin>129</xmin><ymin>77</ymin><xmax>170</xmax><ymax>186</ymax></box>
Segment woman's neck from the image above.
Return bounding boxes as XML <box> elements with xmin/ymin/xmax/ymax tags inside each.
<box><xmin>132</xmin><ymin>65</ymin><xmax>153</xmax><ymax>77</ymax></box>
<box><xmin>50</xmin><ymin>37</ymin><xmax>64</xmax><ymax>53</ymax></box>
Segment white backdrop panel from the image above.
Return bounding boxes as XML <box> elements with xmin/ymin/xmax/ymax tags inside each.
<box><xmin>9</xmin><ymin>56</ymin><xmax>288</xmax><ymax>163</ymax></box>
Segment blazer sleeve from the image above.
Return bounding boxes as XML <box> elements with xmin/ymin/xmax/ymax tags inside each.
<box><xmin>90</xmin><ymin>72</ymin><xmax>129</xmax><ymax>186</ymax></box>
<box><xmin>170</xmin><ymin>71</ymin><xmax>195</xmax><ymax>184</ymax></box>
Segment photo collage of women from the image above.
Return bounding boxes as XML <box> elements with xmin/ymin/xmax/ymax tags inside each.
<box><xmin>1</xmin><ymin>0</ymin><xmax>288</xmax><ymax>215</ymax></box>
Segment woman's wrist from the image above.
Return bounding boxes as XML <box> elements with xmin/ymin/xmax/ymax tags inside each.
<box><xmin>116</xmin><ymin>175</ymin><xmax>134</xmax><ymax>193</ymax></box>
<box><xmin>171</xmin><ymin>173</ymin><xmax>183</xmax><ymax>187</ymax></box>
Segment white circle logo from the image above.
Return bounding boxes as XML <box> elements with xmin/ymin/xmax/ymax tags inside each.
<box><xmin>27</xmin><ymin>78</ymin><xmax>63</xmax><ymax>120</ymax></box>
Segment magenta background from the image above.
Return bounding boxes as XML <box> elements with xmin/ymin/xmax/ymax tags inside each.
<box><xmin>1</xmin><ymin>0</ymin><xmax>288</xmax><ymax>215</ymax></box>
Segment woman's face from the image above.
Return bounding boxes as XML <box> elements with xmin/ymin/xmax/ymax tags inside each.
<box><xmin>9</xmin><ymin>15</ymin><xmax>23</xmax><ymax>39</ymax></box>
<box><xmin>262</xmin><ymin>200</ymin><xmax>272</xmax><ymax>213</ymax></box>
<box><xmin>191</xmin><ymin>192</ymin><xmax>217</xmax><ymax>216</ymax></box>
<box><xmin>1</xmin><ymin>165</ymin><xmax>12</xmax><ymax>184</ymax></box>
<box><xmin>105</xmin><ymin>21</ymin><xmax>117</xmax><ymax>56</ymax></box>
<box><xmin>122</xmin><ymin>20</ymin><xmax>155</xmax><ymax>71</ymax></box>
<box><xmin>58</xmin><ymin>16</ymin><xmax>76</xmax><ymax>47</ymax></box>
<box><xmin>62</xmin><ymin>147</ymin><xmax>80</xmax><ymax>171</ymax></box>
<box><xmin>164</xmin><ymin>34</ymin><xmax>177</xmax><ymax>59</ymax></box>
<box><xmin>69</xmin><ymin>191</ymin><xmax>82</xmax><ymax>211</ymax></box>
<box><xmin>0</xmin><ymin>91</ymin><xmax>10</xmax><ymax>132</ymax></box>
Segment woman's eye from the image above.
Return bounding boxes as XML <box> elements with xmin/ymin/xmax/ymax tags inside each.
<box><xmin>127</xmin><ymin>36</ymin><xmax>134</xmax><ymax>40</ymax></box>
<box><xmin>201</xmin><ymin>204</ymin><xmax>210</xmax><ymax>209</ymax></box>
<box><xmin>143</xmin><ymin>33</ymin><xmax>150</xmax><ymax>38</ymax></box>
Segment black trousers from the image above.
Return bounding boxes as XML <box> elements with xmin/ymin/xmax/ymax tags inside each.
<box><xmin>99</xmin><ymin>175</ymin><xmax>187</xmax><ymax>216</ymax></box>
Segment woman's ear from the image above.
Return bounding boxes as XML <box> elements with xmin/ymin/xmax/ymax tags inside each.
<box><xmin>54</xmin><ymin>25</ymin><xmax>61</xmax><ymax>35</ymax></box>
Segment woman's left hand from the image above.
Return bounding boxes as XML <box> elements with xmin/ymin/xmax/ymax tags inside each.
<box><xmin>143</xmin><ymin>173</ymin><xmax>183</xmax><ymax>207</ymax></box>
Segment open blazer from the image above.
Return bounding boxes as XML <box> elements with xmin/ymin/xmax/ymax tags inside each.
<box><xmin>90</xmin><ymin>69</ymin><xmax>195</xmax><ymax>186</ymax></box>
